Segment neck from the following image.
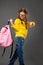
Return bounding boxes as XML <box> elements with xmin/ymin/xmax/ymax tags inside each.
<box><xmin>18</xmin><ymin>17</ymin><xmax>27</xmax><ymax>22</ymax></box>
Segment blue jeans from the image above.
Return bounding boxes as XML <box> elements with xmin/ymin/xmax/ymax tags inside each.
<box><xmin>8</xmin><ymin>37</ymin><xmax>25</xmax><ymax>65</ymax></box>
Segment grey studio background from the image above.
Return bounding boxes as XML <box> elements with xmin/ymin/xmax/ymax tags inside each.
<box><xmin>0</xmin><ymin>0</ymin><xmax>43</xmax><ymax>65</ymax></box>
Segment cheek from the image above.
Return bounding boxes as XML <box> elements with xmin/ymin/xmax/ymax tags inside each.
<box><xmin>20</xmin><ymin>15</ymin><xmax>23</xmax><ymax>18</ymax></box>
<box><xmin>19</xmin><ymin>15</ymin><xmax>26</xmax><ymax>19</ymax></box>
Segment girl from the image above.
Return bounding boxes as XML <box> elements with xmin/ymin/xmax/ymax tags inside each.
<box><xmin>8</xmin><ymin>8</ymin><xmax>35</xmax><ymax>65</ymax></box>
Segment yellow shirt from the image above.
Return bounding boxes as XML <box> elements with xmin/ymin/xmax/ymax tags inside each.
<box><xmin>11</xmin><ymin>18</ymin><xmax>35</xmax><ymax>39</ymax></box>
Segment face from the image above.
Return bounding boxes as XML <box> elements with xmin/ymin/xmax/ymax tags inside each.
<box><xmin>19</xmin><ymin>11</ymin><xmax>27</xmax><ymax>21</ymax></box>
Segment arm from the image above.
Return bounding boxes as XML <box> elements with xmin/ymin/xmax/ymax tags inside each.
<box><xmin>11</xmin><ymin>19</ymin><xmax>20</xmax><ymax>32</ymax></box>
<box><xmin>8</xmin><ymin>18</ymin><xmax>20</xmax><ymax>32</ymax></box>
<box><xmin>27</xmin><ymin>21</ymin><xmax>36</xmax><ymax>28</ymax></box>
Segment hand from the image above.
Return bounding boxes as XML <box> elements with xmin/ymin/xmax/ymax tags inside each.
<box><xmin>8</xmin><ymin>19</ymin><xmax>13</xmax><ymax>24</ymax></box>
<box><xmin>30</xmin><ymin>22</ymin><xmax>35</xmax><ymax>27</ymax></box>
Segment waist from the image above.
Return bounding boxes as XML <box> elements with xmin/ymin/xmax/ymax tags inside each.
<box><xmin>15</xmin><ymin>32</ymin><xmax>27</xmax><ymax>39</ymax></box>
<box><xmin>15</xmin><ymin>30</ymin><xmax>28</xmax><ymax>39</ymax></box>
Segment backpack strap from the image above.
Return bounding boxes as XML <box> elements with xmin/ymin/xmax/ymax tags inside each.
<box><xmin>9</xmin><ymin>40</ymin><xmax>14</xmax><ymax>58</ymax></box>
<box><xmin>2</xmin><ymin>40</ymin><xmax>14</xmax><ymax>58</ymax></box>
<box><xmin>2</xmin><ymin>48</ymin><xmax>6</xmax><ymax>56</ymax></box>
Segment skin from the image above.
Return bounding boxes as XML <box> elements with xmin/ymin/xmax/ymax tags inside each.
<box><xmin>19</xmin><ymin>11</ymin><xmax>27</xmax><ymax>20</ymax></box>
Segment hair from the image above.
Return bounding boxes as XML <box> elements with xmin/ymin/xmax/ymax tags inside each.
<box><xmin>18</xmin><ymin>8</ymin><xmax>29</xmax><ymax>29</ymax></box>
<box><xmin>18</xmin><ymin>8</ymin><xmax>28</xmax><ymax>14</ymax></box>
<box><xmin>18</xmin><ymin>8</ymin><xmax>28</xmax><ymax>20</ymax></box>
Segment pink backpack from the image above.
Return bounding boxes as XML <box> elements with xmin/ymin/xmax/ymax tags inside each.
<box><xmin>0</xmin><ymin>25</ymin><xmax>13</xmax><ymax>47</ymax></box>
<box><xmin>0</xmin><ymin>24</ymin><xmax>13</xmax><ymax>58</ymax></box>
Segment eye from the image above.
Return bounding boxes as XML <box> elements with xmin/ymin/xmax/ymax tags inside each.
<box><xmin>20</xmin><ymin>14</ymin><xmax>25</xmax><ymax>16</ymax></box>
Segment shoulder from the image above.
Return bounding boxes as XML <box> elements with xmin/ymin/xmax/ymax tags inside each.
<box><xmin>14</xmin><ymin>18</ymin><xmax>21</xmax><ymax>24</ymax></box>
<box><xmin>15</xmin><ymin>18</ymin><xmax>21</xmax><ymax>22</ymax></box>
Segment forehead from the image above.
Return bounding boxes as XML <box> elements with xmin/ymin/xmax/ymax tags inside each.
<box><xmin>20</xmin><ymin>11</ymin><xmax>25</xmax><ymax>15</ymax></box>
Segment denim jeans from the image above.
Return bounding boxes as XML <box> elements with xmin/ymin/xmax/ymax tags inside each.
<box><xmin>8</xmin><ymin>37</ymin><xmax>25</xmax><ymax>65</ymax></box>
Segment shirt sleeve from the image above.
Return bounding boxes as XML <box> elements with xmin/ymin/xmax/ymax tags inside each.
<box><xmin>27</xmin><ymin>22</ymin><xmax>30</xmax><ymax>27</ymax></box>
<box><xmin>11</xmin><ymin>19</ymin><xmax>20</xmax><ymax>32</ymax></box>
